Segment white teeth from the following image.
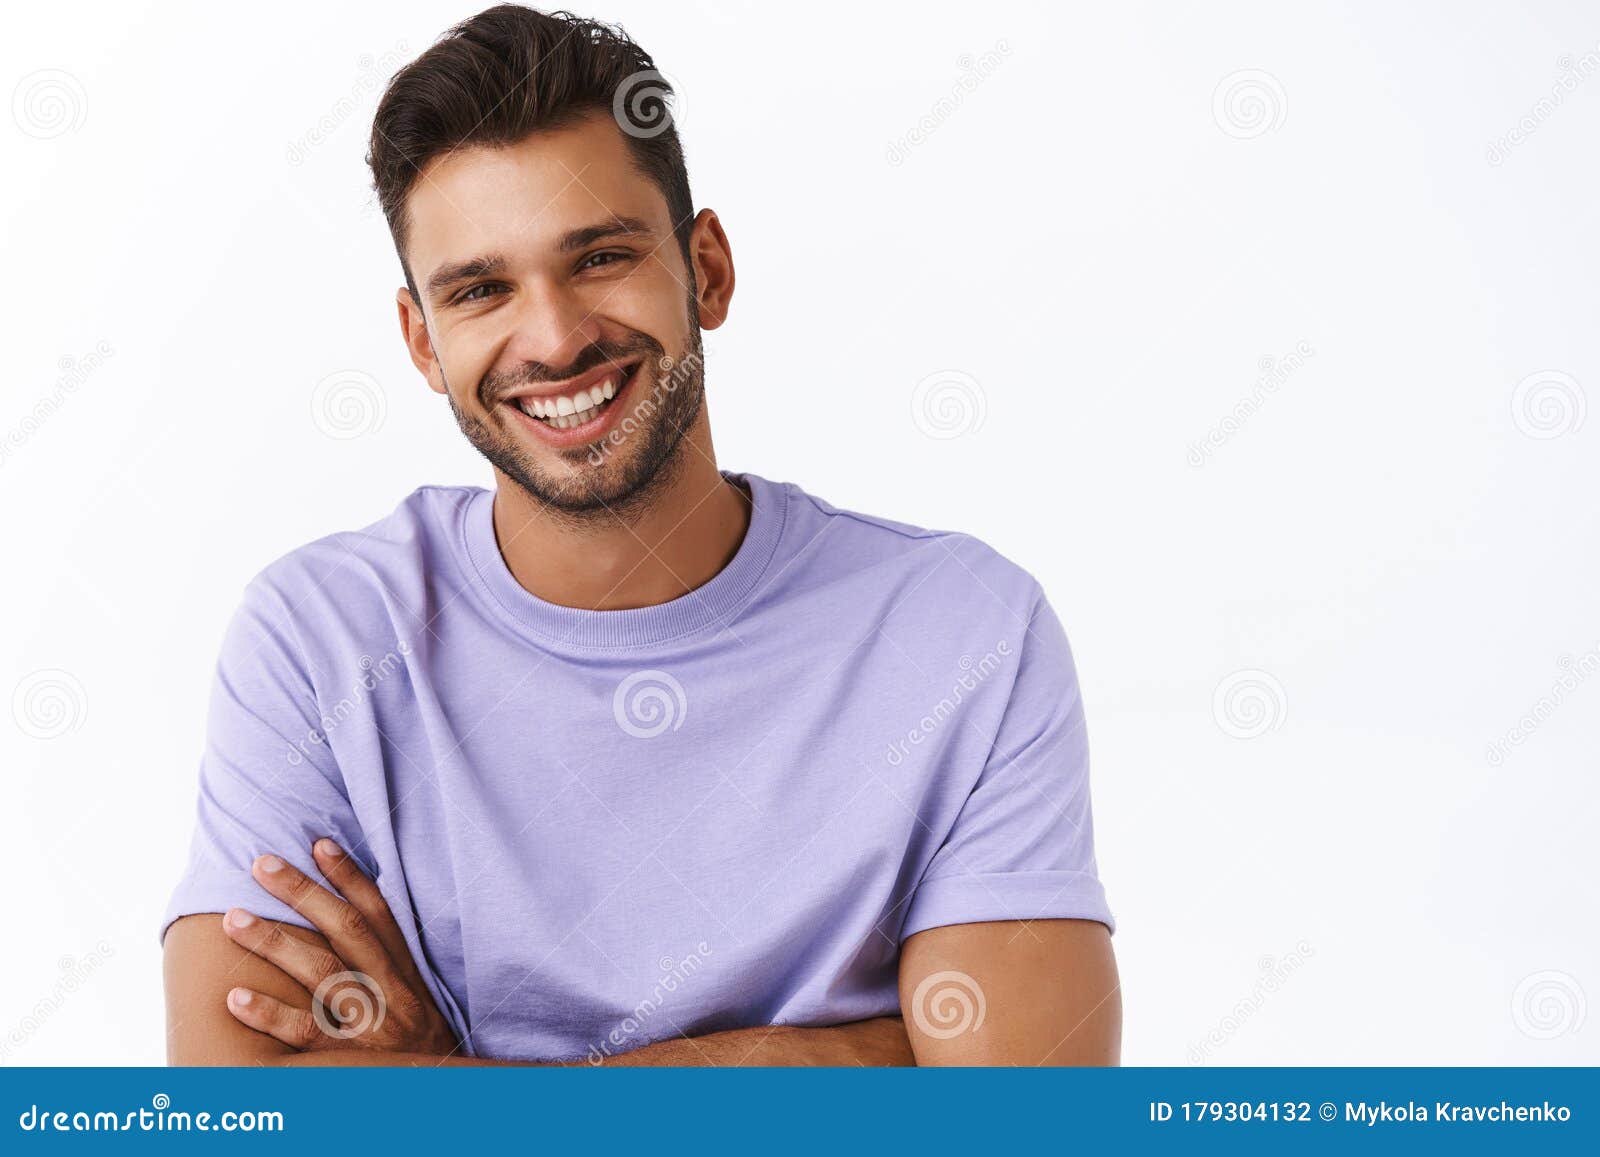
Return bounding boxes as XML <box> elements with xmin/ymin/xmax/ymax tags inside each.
<box><xmin>513</xmin><ymin>367</ymin><xmax>629</xmax><ymax>430</ymax></box>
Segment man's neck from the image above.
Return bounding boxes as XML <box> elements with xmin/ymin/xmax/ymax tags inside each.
<box><xmin>488</xmin><ymin>430</ymin><xmax>751</xmax><ymax>612</ymax></box>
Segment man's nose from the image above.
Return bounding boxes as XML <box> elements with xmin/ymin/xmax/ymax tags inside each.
<box><xmin>500</xmin><ymin>281</ymin><xmax>605</xmax><ymax>375</ymax></box>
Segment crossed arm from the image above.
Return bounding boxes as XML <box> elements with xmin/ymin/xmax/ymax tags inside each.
<box><xmin>163</xmin><ymin>841</ymin><xmax>1120</xmax><ymax>1067</ymax></box>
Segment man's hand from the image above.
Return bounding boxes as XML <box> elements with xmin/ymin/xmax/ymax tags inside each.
<box><xmin>221</xmin><ymin>839</ymin><xmax>458</xmax><ymax>1056</ymax></box>
<box><xmin>167</xmin><ymin>839</ymin><xmax>912</xmax><ymax>1067</ymax></box>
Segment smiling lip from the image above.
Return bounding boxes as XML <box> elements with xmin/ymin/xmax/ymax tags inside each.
<box><xmin>500</xmin><ymin>357</ymin><xmax>647</xmax><ymax>448</ymax></box>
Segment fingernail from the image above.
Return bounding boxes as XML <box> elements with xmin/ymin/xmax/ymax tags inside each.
<box><xmin>255</xmin><ymin>854</ymin><xmax>284</xmax><ymax>873</ymax></box>
<box><xmin>227</xmin><ymin>909</ymin><xmax>256</xmax><ymax>929</ymax></box>
<box><xmin>315</xmin><ymin>838</ymin><xmax>341</xmax><ymax>858</ymax></box>
<box><xmin>229</xmin><ymin>988</ymin><xmax>253</xmax><ymax>1007</ymax></box>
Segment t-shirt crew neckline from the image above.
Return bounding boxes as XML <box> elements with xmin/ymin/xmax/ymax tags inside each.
<box><xmin>459</xmin><ymin>471</ymin><xmax>790</xmax><ymax>651</ymax></box>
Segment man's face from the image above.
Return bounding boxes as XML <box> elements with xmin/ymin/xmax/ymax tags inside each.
<box><xmin>399</xmin><ymin>112</ymin><xmax>708</xmax><ymax>515</ymax></box>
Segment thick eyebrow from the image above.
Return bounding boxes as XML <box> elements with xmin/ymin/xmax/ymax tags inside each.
<box><xmin>422</xmin><ymin>218</ymin><xmax>658</xmax><ymax>305</ymax></box>
<box><xmin>557</xmin><ymin>216</ymin><xmax>656</xmax><ymax>253</ymax></box>
<box><xmin>424</xmin><ymin>253</ymin><xmax>508</xmax><ymax>304</ymax></box>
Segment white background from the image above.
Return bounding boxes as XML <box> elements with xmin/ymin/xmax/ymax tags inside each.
<box><xmin>3</xmin><ymin>0</ymin><xmax>1596</xmax><ymax>1065</ymax></box>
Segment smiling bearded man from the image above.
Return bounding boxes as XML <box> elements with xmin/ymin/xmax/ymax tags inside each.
<box><xmin>161</xmin><ymin>3</ymin><xmax>1121</xmax><ymax>1068</ymax></box>
<box><xmin>450</xmin><ymin>294</ymin><xmax>706</xmax><ymax>517</ymax></box>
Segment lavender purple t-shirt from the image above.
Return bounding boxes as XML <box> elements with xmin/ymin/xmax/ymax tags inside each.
<box><xmin>163</xmin><ymin>472</ymin><xmax>1112</xmax><ymax>1061</ymax></box>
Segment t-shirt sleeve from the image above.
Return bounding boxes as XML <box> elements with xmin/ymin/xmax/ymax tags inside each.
<box><xmin>900</xmin><ymin>587</ymin><xmax>1114</xmax><ymax>941</ymax></box>
<box><xmin>160</xmin><ymin>578</ymin><xmax>367</xmax><ymax>942</ymax></box>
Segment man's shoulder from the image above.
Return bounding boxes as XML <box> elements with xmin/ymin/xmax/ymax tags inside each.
<box><xmin>770</xmin><ymin>476</ymin><xmax>1044</xmax><ymax>615</ymax></box>
<box><xmin>237</xmin><ymin>484</ymin><xmax>483</xmax><ymax>627</ymax></box>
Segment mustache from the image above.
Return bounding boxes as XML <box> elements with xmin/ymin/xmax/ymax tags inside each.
<box><xmin>479</xmin><ymin>333</ymin><xmax>664</xmax><ymax>407</ymax></box>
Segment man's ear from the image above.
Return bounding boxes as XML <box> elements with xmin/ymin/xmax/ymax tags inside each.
<box><xmin>687</xmin><ymin>209</ymin><xmax>735</xmax><ymax>331</ymax></box>
<box><xmin>396</xmin><ymin>289</ymin><xmax>448</xmax><ymax>396</ymax></box>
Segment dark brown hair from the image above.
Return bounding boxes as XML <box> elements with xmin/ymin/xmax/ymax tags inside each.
<box><xmin>367</xmin><ymin>5</ymin><xmax>693</xmax><ymax>299</ymax></box>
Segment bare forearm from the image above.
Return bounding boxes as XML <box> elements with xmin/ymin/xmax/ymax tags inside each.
<box><xmin>272</xmin><ymin>1017</ymin><xmax>913</xmax><ymax>1068</ymax></box>
<box><xmin>594</xmin><ymin>1017</ymin><xmax>912</xmax><ymax>1066</ymax></box>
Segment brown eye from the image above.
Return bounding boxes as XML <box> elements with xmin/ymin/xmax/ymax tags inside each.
<box><xmin>579</xmin><ymin>251</ymin><xmax>629</xmax><ymax>271</ymax></box>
